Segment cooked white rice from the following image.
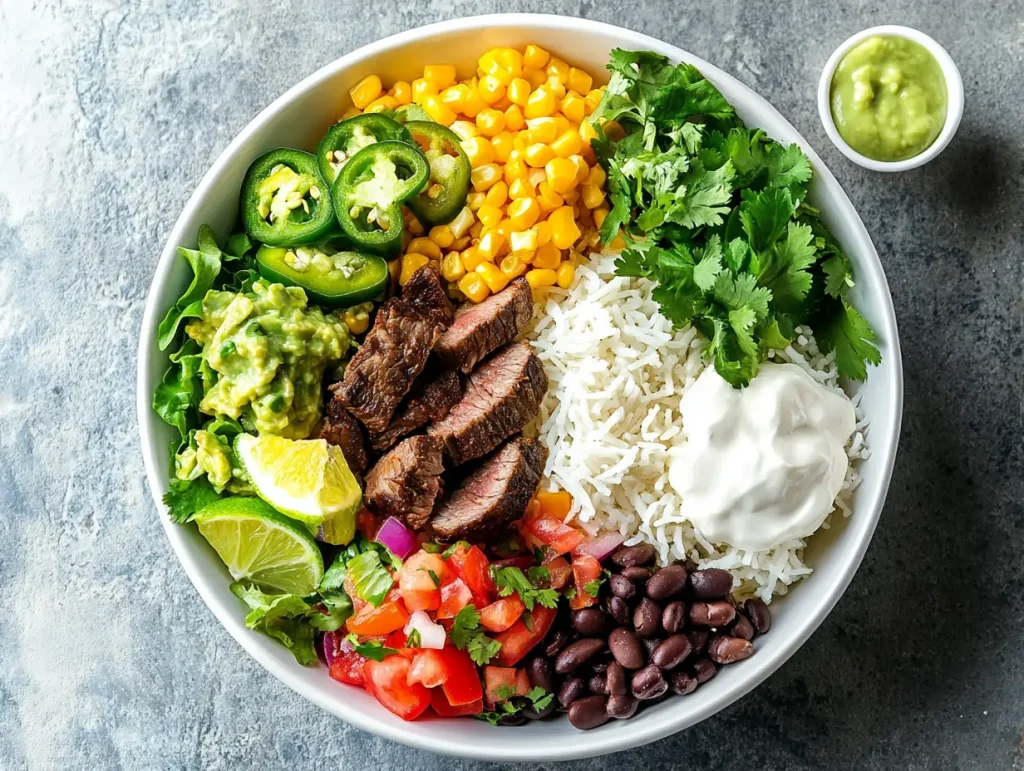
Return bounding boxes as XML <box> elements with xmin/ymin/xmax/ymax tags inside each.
<box><xmin>526</xmin><ymin>252</ymin><xmax>870</xmax><ymax>603</ymax></box>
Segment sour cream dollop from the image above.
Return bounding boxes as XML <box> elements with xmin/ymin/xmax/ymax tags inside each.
<box><xmin>669</xmin><ymin>362</ymin><xmax>856</xmax><ymax>552</ymax></box>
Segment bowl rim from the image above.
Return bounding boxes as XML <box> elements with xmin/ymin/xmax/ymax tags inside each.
<box><xmin>817</xmin><ymin>24</ymin><xmax>965</xmax><ymax>172</ymax></box>
<box><xmin>136</xmin><ymin>12</ymin><xmax>904</xmax><ymax>761</ymax></box>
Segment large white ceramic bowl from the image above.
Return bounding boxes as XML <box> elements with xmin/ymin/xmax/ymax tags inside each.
<box><xmin>136</xmin><ymin>13</ymin><xmax>903</xmax><ymax>761</ymax></box>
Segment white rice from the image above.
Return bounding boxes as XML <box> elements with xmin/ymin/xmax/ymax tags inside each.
<box><xmin>526</xmin><ymin>252</ymin><xmax>870</xmax><ymax>603</ymax></box>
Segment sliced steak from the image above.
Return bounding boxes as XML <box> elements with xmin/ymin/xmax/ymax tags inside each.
<box><xmin>335</xmin><ymin>266</ymin><xmax>452</xmax><ymax>433</ymax></box>
<box><xmin>369</xmin><ymin>370</ymin><xmax>462</xmax><ymax>451</ymax></box>
<box><xmin>431</xmin><ymin>437</ymin><xmax>548</xmax><ymax>541</ymax></box>
<box><xmin>364</xmin><ymin>435</ymin><xmax>445</xmax><ymax>530</ymax></box>
<box><xmin>428</xmin><ymin>341</ymin><xmax>547</xmax><ymax>465</ymax></box>
<box><xmin>314</xmin><ymin>399</ymin><xmax>369</xmax><ymax>476</ymax></box>
<box><xmin>434</xmin><ymin>277</ymin><xmax>533</xmax><ymax>373</ymax></box>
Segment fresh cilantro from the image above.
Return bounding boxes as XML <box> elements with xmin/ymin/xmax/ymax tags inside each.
<box><xmin>450</xmin><ymin>605</ymin><xmax>502</xmax><ymax>665</ymax></box>
<box><xmin>527</xmin><ymin>565</ymin><xmax>550</xmax><ymax>584</ymax></box>
<box><xmin>420</xmin><ymin>542</ymin><xmax>442</xmax><ymax>554</ymax></box>
<box><xmin>162</xmin><ymin>476</ymin><xmax>221</xmax><ymax>524</ymax></box>
<box><xmin>583</xmin><ymin>578</ymin><xmax>605</xmax><ymax>597</ymax></box>
<box><xmin>565</xmin><ymin>587</ymin><xmax>577</xmax><ymax>600</ymax></box>
<box><xmin>475</xmin><ymin>687</ymin><xmax>554</xmax><ymax>725</ymax></box>
<box><xmin>526</xmin><ymin>687</ymin><xmax>554</xmax><ymax>711</ymax></box>
<box><xmin>347</xmin><ymin>550</ymin><xmax>394</xmax><ymax>607</ymax></box>
<box><xmin>494</xmin><ymin>684</ymin><xmax>518</xmax><ymax>701</ymax></box>
<box><xmin>492</xmin><ymin>566</ymin><xmax>560</xmax><ymax>611</ymax></box>
<box><xmin>344</xmin><ymin>633</ymin><xmax>399</xmax><ymax>662</ymax></box>
<box><xmin>442</xmin><ymin>540</ymin><xmax>471</xmax><ymax>559</ymax></box>
<box><xmin>405</xmin><ymin>628</ymin><xmax>422</xmax><ymax>648</ymax></box>
<box><xmin>426</xmin><ymin>569</ymin><xmax>441</xmax><ymax>588</ymax></box>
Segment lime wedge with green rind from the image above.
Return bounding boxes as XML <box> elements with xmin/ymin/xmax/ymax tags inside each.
<box><xmin>192</xmin><ymin>497</ymin><xmax>324</xmax><ymax>595</ymax></box>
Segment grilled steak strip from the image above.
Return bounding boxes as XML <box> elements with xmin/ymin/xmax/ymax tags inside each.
<box><xmin>364</xmin><ymin>435</ymin><xmax>445</xmax><ymax>530</ymax></box>
<box><xmin>428</xmin><ymin>341</ymin><xmax>547</xmax><ymax>466</ymax></box>
<box><xmin>335</xmin><ymin>266</ymin><xmax>453</xmax><ymax>433</ymax></box>
<box><xmin>369</xmin><ymin>370</ymin><xmax>462</xmax><ymax>451</ymax></box>
<box><xmin>434</xmin><ymin>277</ymin><xmax>533</xmax><ymax>373</ymax></box>
<box><xmin>431</xmin><ymin>436</ymin><xmax>548</xmax><ymax>542</ymax></box>
<box><xmin>314</xmin><ymin>399</ymin><xmax>369</xmax><ymax>477</ymax></box>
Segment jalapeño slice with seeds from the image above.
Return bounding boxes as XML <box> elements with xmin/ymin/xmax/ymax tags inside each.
<box><xmin>255</xmin><ymin>244</ymin><xmax>388</xmax><ymax>308</ymax></box>
<box><xmin>317</xmin><ymin>114</ymin><xmax>414</xmax><ymax>186</ymax></box>
<box><xmin>332</xmin><ymin>140</ymin><xmax>429</xmax><ymax>257</ymax></box>
<box><xmin>404</xmin><ymin>121</ymin><xmax>472</xmax><ymax>226</ymax></box>
<box><xmin>241</xmin><ymin>149</ymin><xmax>335</xmax><ymax>247</ymax></box>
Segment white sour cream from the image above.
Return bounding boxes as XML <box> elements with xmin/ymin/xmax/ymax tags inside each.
<box><xmin>668</xmin><ymin>362</ymin><xmax>856</xmax><ymax>552</ymax></box>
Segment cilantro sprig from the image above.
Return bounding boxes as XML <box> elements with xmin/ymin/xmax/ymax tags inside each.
<box><xmin>475</xmin><ymin>687</ymin><xmax>555</xmax><ymax>725</ymax></box>
<box><xmin>450</xmin><ymin>605</ymin><xmax>502</xmax><ymax>665</ymax></box>
<box><xmin>593</xmin><ymin>49</ymin><xmax>881</xmax><ymax>387</ymax></box>
<box><xmin>492</xmin><ymin>566</ymin><xmax>559</xmax><ymax>611</ymax></box>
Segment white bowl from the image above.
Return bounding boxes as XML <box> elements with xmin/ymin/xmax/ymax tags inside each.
<box><xmin>817</xmin><ymin>25</ymin><xmax>964</xmax><ymax>172</ymax></box>
<box><xmin>136</xmin><ymin>13</ymin><xmax>904</xmax><ymax>761</ymax></box>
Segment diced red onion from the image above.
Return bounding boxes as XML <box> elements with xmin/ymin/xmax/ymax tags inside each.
<box><xmin>375</xmin><ymin>516</ymin><xmax>417</xmax><ymax>559</ymax></box>
<box><xmin>323</xmin><ymin>631</ymin><xmax>342</xmax><ymax>667</ymax></box>
<box><xmin>404</xmin><ymin>610</ymin><xmax>446</xmax><ymax>649</ymax></box>
<box><xmin>315</xmin><ymin>525</ymin><xmax>326</xmax><ymax>542</ymax></box>
<box><xmin>574</xmin><ymin>532</ymin><xmax>626</xmax><ymax>561</ymax></box>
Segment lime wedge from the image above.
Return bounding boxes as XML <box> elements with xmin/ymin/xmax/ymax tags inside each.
<box><xmin>193</xmin><ymin>497</ymin><xmax>324</xmax><ymax>595</ymax></box>
<box><xmin>234</xmin><ymin>434</ymin><xmax>361</xmax><ymax>545</ymax></box>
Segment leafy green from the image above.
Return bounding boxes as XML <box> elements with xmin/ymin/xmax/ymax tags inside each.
<box><xmin>162</xmin><ymin>476</ymin><xmax>221</xmax><ymax>524</ymax></box>
<box><xmin>492</xmin><ymin>566</ymin><xmax>559</xmax><ymax>611</ymax></box>
<box><xmin>344</xmin><ymin>633</ymin><xmax>398</xmax><ymax>662</ymax></box>
<box><xmin>450</xmin><ymin>605</ymin><xmax>501</xmax><ymax>666</ymax></box>
<box><xmin>231</xmin><ymin>583</ymin><xmax>319</xmax><ymax>665</ymax></box>
<box><xmin>594</xmin><ymin>49</ymin><xmax>881</xmax><ymax>385</ymax></box>
<box><xmin>347</xmin><ymin>549</ymin><xmax>394</xmax><ymax>607</ymax></box>
<box><xmin>157</xmin><ymin>226</ymin><xmax>224</xmax><ymax>351</ymax></box>
<box><xmin>475</xmin><ymin>687</ymin><xmax>554</xmax><ymax>725</ymax></box>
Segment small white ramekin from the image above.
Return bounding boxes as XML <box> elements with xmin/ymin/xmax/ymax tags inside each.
<box><xmin>818</xmin><ymin>25</ymin><xmax>964</xmax><ymax>172</ymax></box>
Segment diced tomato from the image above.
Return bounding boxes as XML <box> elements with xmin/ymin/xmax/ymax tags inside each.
<box><xmin>397</xmin><ymin>550</ymin><xmax>445</xmax><ymax>612</ymax></box>
<box><xmin>515</xmin><ymin>667</ymin><xmax>531</xmax><ymax>695</ymax></box>
<box><xmin>363</xmin><ymin>656</ymin><xmax>431</xmax><ymax>721</ymax></box>
<box><xmin>430</xmin><ymin>689</ymin><xmax>483</xmax><ymax>717</ymax></box>
<box><xmin>483</xmin><ymin>666</ymin><xmax>522</xmax><ymax>709</ymax></box>
<box><xmin>384</xmin><ymin>629</ymin><xmax>417</xmax><ymax>659</ymax></box>
<box><xmin>407</xmin><ymin>649</ymin><xmax>447</xmax><ymax>688</ymax></box>
<box><xmin>436</xmin><ymin>578</ymin><xmax>474</xmax><ymax>619</ymax></box>
<box><xmin>570</xmin><ymin>553</ymin><xmax>602</xmax><ymax>610</ymax></box>
<box><xmin>347</xmin><ymin>587</ymin><xmax>410</xmax><ymax>636</ymax></box>
<box><xmin>444</xmin><ymin>545</ymin><xmax>495</xmax><ymax>608</ymax></box>
<box><xmin>523</xmin><ymin>504</ymin><xmax>585</xmax><ymax>555</ymax></box>
<box><xmin>357</xmin><ymin>507</ymin><xmax>381</xmax><ymax>541</ymax></box>
<box><xmin>437</xmin><ymin>645</ymin><xmax>484</xmax><ymax>706</ymax></box>
<box><xmin>544</xmin><ymin>555</ymin><xmax>573</xmax><ymax>590</ymax></box>
<box><xmin>479</xmin><ymin>596</ymin><xmax>525</xmax><ymax>633</ymax></box>
<box><xmin>536</xmin><ymin>490</ymin><xmax>572</xmax><ymax>519</ymax></box>
<box><xmin>493</xmin><ymin>605</ymin><xmax>557</xmax><ymax>667</ymax></box>
<box><xmin>328</xmin><ymin>649</ymin><xmax>367</xmax><ymax>686</ymax></box>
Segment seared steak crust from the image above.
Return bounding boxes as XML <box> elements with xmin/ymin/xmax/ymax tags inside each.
<box><xmin>369</xmin><ymin>370</ymin><xmax>462</xmax><ymax>451</ymax></box>
<box><xmin>314</xmin><ymin>398</ymin><xmax>369</xmax><ymax>476</ymax></box>
<box><xmin>434</xmin><ymin>277</ymin><xmax>533</xmax><ymax>373</ymax></box>
<box><xmin>364</xmin><ymin>435</ymin><xmax>445</xmax><ymax>530</ymax></box>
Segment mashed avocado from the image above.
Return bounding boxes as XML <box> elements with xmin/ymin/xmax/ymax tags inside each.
<box><xmin>185</xmin><ymin>279</ymin><xmax>350</xmax><ymax>438</ymax></box>
<box><xmin>175</xmin><ymin>429</ymin><xmax>251</xmax><ymax>493</ymax></box>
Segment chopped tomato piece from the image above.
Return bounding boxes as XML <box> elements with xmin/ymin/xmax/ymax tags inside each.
<box><xmin>483</xmin><ymin>666</ymin><xmax>522</xmax><ymax>709</ymax></box>
<box><xmin>437</xmin><ymin>645</ymin><xmax>483</xmax><ymax>706</ymax></box>
<box><xmin>436</xmin><ymin>578</ymin><xmax>474</xmax><ymax>619</ymax></box>
<box><xmin>570</xmin><ymin>553</ymin><xmax>602</xmax><ymax>610</ymax></box>
<box><xmin>515</xmin><ymin>667</ymin><xmax>531</xmax><ymax>696</ymax></box>
<box><xmin>536</xmin><ymin>490</ymin><xmax>572</xmax><ymax>519</ymax></box>
<box><xmin>479</xmin><ymin>596</ymin><xmax>525</xmax><ymax>633</ymax></box>
<box><xmin>363</xmin><ymin>656</ymin><xmax>431</xmax><ymax>721</ymax></box>
<box><xmin>397</xmin><ymin>550</ymin><xmax>445</xmax><ymax>612</ymax></box>
<box><xmin>493</xmin><ymin>605</ymin><xmax>557</xmax><ymax>667</ymax></box>
<box><xmin>543</xmin><ymin>555</ymin><xmax>573</xmax><ymax>590</ymax></box>
<box><xmin>328</xmin><ymin>649</ymin><xmax>367</xmax><ymax>686</ymax></box>
<box><xmin>431</xmin><ymin>689</ymin><xmax>483</xmax><ymax>717</ymax></box>
<box><xmin>407</xmin><ymin>649</ymin><xmax>447</xmax><ymax>688</ymax></box>
<box><xmin>357</xmin><ymin>507</ymin><xmax>381</xmax><ymax>541</ymax></box>
<box><xmin>524</xmin><ymin>504</ymin><xmax>585</xmax><ymax>555</ymax></box>
<box><xmin>347</xmin><ymin>587</ymin><xmax>410</xmax><ymax>636</ymax></box>
<box><xmin>384</xmin><ymin>629</ymin><xmax>417</xmax><ymax>659</ymax></box>
<box><xmin>444</xmin><ymin>545</ymin><xmax>495</xmax><ymax>607</ymax></box>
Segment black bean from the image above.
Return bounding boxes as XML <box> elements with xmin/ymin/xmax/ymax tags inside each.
<box><xmin>688</xmin><ymin>568</ymin><xmax>733</xmax><ymax>600</ymax></box>
<box><xmin>646</xmin><ymin>564</ymin><xmax>688</xmax><ymax>600</ymax></box>
<box><xmin>651</xmin><ymin>633</ymin><xmax>693</xmax><ymax>670</ymax></box>
<box><xmin>497</xmin><ymin>712</ymin><xmax>528</xmax><ymax>726</ymax></box>
<box><xmin>687</xmin><ymin>629</ymin><xmax>709</xmax><ymax>654</ymax></box>
<box><xmin>630</xmin><ymin>664</ymin><xmax>668</xmax><ymax>700</ymax></box>
<box><xmin>642</xmin><ymin>637</ymin><xmax>660</xmax><ymax>657</ymax></box>
<box><xmin>611</xmin><ymin>543</ymin><xmax>656</xmax><ymax>567</ymax></box>
<box><xmin>555</xmin><ymin>638</ymin><xmax>607</xmax><ymax>674</ymax></box>
<box><xmin>568</xmin><ymin>695</ymin><xmax>611</xmax><ymax>730</ymax></box>
<box><xmin>692</xmin><ymin>657</ymin><xmax>717</xmax><ymax>683</ymax></box>
<box><xmin>682</xmin><ymin>557</ymin><xmax>698</xmax><ymax>574</ymax></box>
<box><xmin>621</xmin><ymin>566</ymin><xmax>654</xmax><ymax>582</ymax></box>
<box><xmin>662</xmin><ymin>601</ymin><xmax>687</xmax><ymax>634</ymax></box>
<box><xmin>744</xmin><ymin>598</ymin><xmax>771</xmax><ymax>635</ymax></box>
<box><xmin>521</xmin><ymin>698</ymin><xmax>556</xmax><ymax>720</ymax></box>
<box><xmin>731</xmin><ymin>613</ymin><xmax>755</xmax><ymax>641</ymax></box>
<box><xmin>588</xmin><ymin>674</ymin><xmax>609</xmax><ymax>695</ymax></box>
<box><xmin>605</xmin><ymin>595</ymin><xmax>630</xmax><ymax>625</ymax></box>
<box><xmin>689</xmin><ymin>600</ymin><xmax>736</xmax><ymax>628</ymax></box>
<box><xmin>608</xmin><ymin>627</ymin><xmax>646</xmax><ymax>669</ymax></box>
<box><xmin>669</xmin><ymin>670</ymin><xmax>698</xmax><ymax>695</ymax></box>
<box><xmin>544</xmin><ymin>628</ymin><xmax>570</xmax><ymax>658</ymax></box>
<box><xmin>558</xmin><ymin>676</ymin><xmax>587</xmax><ymax>708</ymax></box>
<box><xmin>573</xmin><ymin>608</ymin><xmax>609</xmax><ymax>636</ymax></box>
<box><xmin>590</xmin><ymin>659</ymin><xmax>608</xmax><ymax>674</ymax></box>
<box><xmin>526</xmin><ymin>656</ymin><xmax>553</xmax><ymax>692</ymax></box>
<box><xmin>609</xmin><ymin>574</ymin><xmax>635</xmax><ymax>599</ymax></box>
<box><xmin>606</xmin><ymin>661</ymin><xmax>628</xmax><ymax>695</ymax></box>
<box><xmin>633</xmin><ymin>597</ymin><xmax>662</xmax><ymax>637</ymax></box>
<box><xmin>606</xmin><ymin>693</ymin><xmax>638</xmax><ymax>719</ymax></box>
<box><xmin>709</xmin><ymin>635</ymin><xmax>754</xmax><ymax>664</ymax></box>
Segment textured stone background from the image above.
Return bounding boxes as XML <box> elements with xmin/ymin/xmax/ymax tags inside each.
<box><xmin>2</xmin><ymin>1</ymin><xmax>1023</xmax><ymax>769</ymax></box>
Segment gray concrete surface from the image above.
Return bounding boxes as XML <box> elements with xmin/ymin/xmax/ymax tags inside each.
<box><xmin>2</xmin><ymin>0</ymin><xmax>1022</xmax><ymax>769</ymax></box>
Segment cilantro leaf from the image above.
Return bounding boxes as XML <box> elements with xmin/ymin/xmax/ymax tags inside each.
<box><xmin>811</xmin><ymin>298</ymin><xmax>882</xmax><ymax>381</ymax></box>
<box><xmin>494</xmin><ymin>684</ymin><xmax>518</xmax><ymax>701</ymax></box>
<box><xmin>451</xmin><ymin>605</ymin><xmax>502</xmax><ymax>665</ymax></box>
<box><xmin>405</xmin><ymin>628</ymin><xmax>422</xmax><ymax>648</ymax></box>
<box><xmin>442</xmin><ymin>540</ymin><xmax>471</xmax><ymax>559</ymax></box>
<box><xmin>344</xmin><ymin>633</ymin><xmax>399</xmax><ymax>662</ymax></box>
<box><xmin>162</xmin><ymin>476</ymin><xmax>221</xmax><ymax>524</ymax></box>
<box><xmin>347</xmin><ymin>550</ymin><xmax>394</xmax><ymax>607</ymax></box>
<box><xmin>492</xmin><ymin>566</ymin><xmax>560</xmax><ymax>610</ymax></box>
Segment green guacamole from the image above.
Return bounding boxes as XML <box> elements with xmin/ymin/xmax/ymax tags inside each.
<box><xmin>175</xmin><ymin>429</ymin><xmax>251</xmax><ymax>493</ymax></box>
<box><xmin>830</xmin><ymin>35</ymin><xmax>947</xmax><ymax>162</ymax></box>
<box><xmin>185</xmin><ymin>280</ymin><xmax>350</xmax><ymax>438</ymax></box>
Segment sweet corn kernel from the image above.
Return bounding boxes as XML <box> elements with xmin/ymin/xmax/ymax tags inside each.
<box><xmin>478</xmin><ymin>49</ymin><xmax>500</xmax><ymax>73</ymax></box>
<box><xmin>495</xmin><ymin>218</ymin><xmax>513</xmax><ymax>239</ymax></box>
<box><xmin>451</xmin><ymin>236</ymin><xmax>471</xmax><ymax>251</ymax></box>
<box><xmin>507</xmin><ymin>197</ymin><xmax>540</xmax><ymax>230</ymax></box>
<box><xmin>551</xmin><ymin>129</ymin><xmax>583</xmax><ymax>158</ymax></box>
<box><xmin>342</xmin><ymin>305</ymin><xmax>371</xmax><ymax>335</ymax></box>
<box><xmin>580</xmin><ymin>120</ymin><xmax>599</xmax><ymax>144</ymax></box>
<box><xmin>500</xmin><ymin>254</ymin><xmax>527</xmax><ymax>278</ymax></box>
<box><xmin>508</xmin><ymin>178</ymin><xmax>535</xmax><ymax>200</ymax></box>
<box><xmin>532</xmin><ymin>242</ymin><xmax>562</xmax><ymax>269</ymax></box>
<box><xmin>484</xmin><ymin>181</ymin><xmax>509</xmax><ymax>208</ymax></box>
<box><xmin>528</xmin><ymin>168</ymin><xmax>548</xmax><ymax>188</ymax></box>
<box><xmin>423</xmin><ymin>95</ymin><xmax>456</xmax><ymax>125</ymax></box>
<box><xmin>509</xmin><ymin>228</ymin><xmax>539</xmax><ymax>254</ymax></box>
<box><xmin>554</xmin><ymin>115</ymin><xmax>571</xmax><ymax>133</ymax></box>
<box><xmin>475</xmin><ymin>108</ymin><xmax>506</xmax><ymax>137</ymax></box>
<box><xmin>365</xmin><ymin>95</ymin><xmax>399</xmax><ymax>113</ymax></box>
<box><xmin>407</xmin><ymin>237</ymin><xmax>442</xmax><ymax>261</ymax></box>
<box><xmin>478</xmin><ymin>75</ymin><xmax>506</xmax><ymax>105</ymax></box>
<box><xmin>503</xmin><ymin>156</ymin><xmax>529</xmax><ymax>184</ymax></box>
<box><xmin>545</xmin><ymin>78</ymin><xmax>567</xmax><ymax>99</ymax></box>
<box><xmin>581</xmin><ymin>184</ymin><xmax>605</xmax><ymax>209</ymax></box>
<box><xmin>526</xmin><ymin>268</ymin><xmax>557</xmax><ymax>289</ymax></box>
<box><xmin>584</xmin><ymin>88</ymin><xmax>604</xmax><ymax>114</ymax></box>
<box><xmin>475</xmin><ymin>261</ymin><xmax>509</xmax><ymax>293</ymax></box>
<box><xmin>523</xmin><ymin>66</ymin><xmax>547</xmax><ymax>89</ymax></box>
<box><xmin>466</xmin><ymin>191</ymin><xmax>486</xmax><ymax>211</ymax></box>
<box><xmin>341</xmin><ymin>106</ymin><xmax>362</xmax><ymax>119</ymax></box>
<box><xmin>497</xmin><ymin>48</ymin><xmax>524</xmax><ymax>77</ymax></box>
<box><xmin>404</xmin><ymin>210</ymin><xmax>425</xmax><ymax>235</ymax></box>
<box><xmin>461</xmin><ymin>246</ymin><xmax>485</xmax><ymax>271</ymax></box>
<box><xmin>458</xmin><ymin>272</ymin><xmax>490</xmax><ymax>303</ymax></box>
<box><xmin>602</xmin><ymin>120</ymin><xmax>625</xmax><ymax>142</ymax></box>
<box><xmin>483</xmin><ymin>62</ymin><xmax>514</xmax><ymax>87</ymax></box>
<box><xmin>567</xmin><ymin>67</ymin><xmax>593</xmax><ymax>95</ymax></box>
<box><xmin>477</xmin><ymin>230</ymin><xmax>505</xmax><ymax>262</ymax></box>
<box><xmin>512</xmin><ymin>135</ymin><xmax>527</xmax><ymax>153</ymax></box>
<box><xmin>544</xmin><ymin>157</ymin><xmax>578</xmax><ymax>193</ymax></box>
<box><xmin>525</xmin><ymin>117</ymin><xmax>558</xmax><ymax>144</ymax></box>
<box><xmin>392</xmin><ymin>81</ymin><xmax>412</xmax><ymax>105</ymax></box>
<box><xmin>525</xmin><ymin>143</ymin><xmax>555</xmax><ymax>168</ymax></box>
<box><xmin>400</xmin><ymin>253</ymin><xmax>430</xmax><ymax>285</ymax></box>
<box><xmin>537</xmin><ymin>180</ymin><xmax>564</xmax><ymax>211</ymax></box>
<box><xmin>556</xmin><ymin>261</ymin><xmax>575</xmax><ymax>288</ymax></box>
<box><xmin>524</xmin><ymin>87</ymin><xmax>557</xmax><ymax>119</ymax></box>
<box><xmin>424</xmin><ymin>65</ymin><xmax>457</xmax><ymax>89</ymax></box>
<box><xmin>592</xmin><ymin>207</ymin><xmax>609</xmax><ymax>230</ymax></box>
<box><xmin>562</xmin><ymin>189</ymin><xmax>580</xmax><ymax>206</ymax></box>
<box><xmin>350</xmin><ymin>75</ymin><xmax>383</xmax><ymax>109</ymax></box>
<box><xmin>429</xmin><ymin>225</ymin><xmax>455</xmax><ymax>248</ymax></box>
<box><xmin>477</xmin><ymin>204</ymin><xmax>503</xmax><ymax>229</ymax></box>
<box><xmin>462</xmin><ymin>136</ymin><xmax>496</xmax><ymax>168</ymax></box>
<box><xmin>411</xmin><ymin>78</ymin><xmax>437</xmax><ymax>103</ymax></box>
<box><xmin>507</xmin><ymin>78</ymin><xmax>531</xmax><ymax>106</ymax></box>
<box><xmin>441</xmin><ymin>251</ymin><xmax>466</xmax><ymax>282</ymax></box>
<box><xmin>609</xmin><ymin>232</ymin><xmax>627</xmax><ymax>251</ymax></box>
<box><xmin>570</xmin><ymin>155</ymin><xmax>590</xmax><ymax>184</ymax></box>
<box><xmin>448</xmin><ymin>207</ymin><xmax>476</xmax><ymax>239</ymax></box>
<box><xmin>546</xmin><ymin>57</ymin><xmax>570</xmax><ymax>83</ymax></box>
<box><xmin>532</xmin><ymin>220</ymin><xmax>552</xmax><ymax>246</ymax></box>
<box><xmin>450</xmin><ymin>120</ymin><xmax>479</xmax><ymax>141</ymax></box>
<box><xmin>491</xmin><ymin>132</ymin><xmax>515</xmax><ymax>162</ymax></box>
<box><xmin>470</xmin><ymin>163</ymin><xmax>502</xmax><ymax>192</ymax></box>
<box><xmin>469</xmin><ymin>221</ymin><xmax>484</xmax><ymax>239</ymax></box>
<box><xmin>548</xmin><ymin>206</ymin><xmax>582</xmax><ymax>249</ymax></box>
<box><xmin>440</xmin><ymin>85</ymin><xmax>468</xmax><ymax>112</ymax></box>
<box><xmin>504</xmin><ymin>104</ymin><xmax>525</xmax><ymax>131</ymax></box>
<box><xmin>561</xmin><ymin>93</ymin><xmax>586</xmax><ymax>123</ymax></box>
<box><xmin>587</xmin><ymin>164</ymin><xmax>606</xmax><ymax>188</ymax></box>
<box><xmin>523</xmin><ymin>44</ymin><xmax>550</xmax><ymax>69</ymax></box>
<box><xmin>461</xmin><ymin>90</ymin><xmax>486</xmax><ymax>118</ymax></box>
